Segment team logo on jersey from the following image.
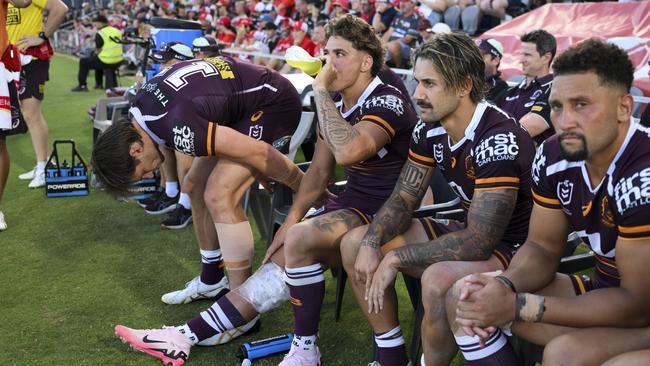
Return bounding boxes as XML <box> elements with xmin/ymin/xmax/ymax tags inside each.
<box><xmin>613</xmin><ymin>167</ymin><xmax>650</xmax><ymax>214</ymax></box>
<box><xmin>525</xmin><ymin>89</ymin><xmax>544</xmax><ymax>108</ymax></box>
<box><xmin>531</xmin><ymin>144</ymin><xmax>546</xmax><ymax>185</ymax></box>
<box><xmin>363</xmin><ymin>95</ymin><xmax>404</xmax><ymax>116</ymax></box>
<box><xmin>473</xmin><ymin>132</ymin><xmax>519</xmax><ymax>168</ymax></box>
<box><xmin>433</xmin><ymin>143</ymin><xmax>444</xmax><ymax>164</ymax></box>
<box><xmin>557</xmin><ymin>180</ymin><xmax>574</xmax><ymax>205</ymax></box>
<box><xmin>251</xmin><ymin>111</ymin><xmax>264</xmax><ymax>122</ymax></box>
<box><xmin>412</xmin><ymin>120</ymin><xmax>425</xmax><ymax>144</ymax></box>
<box><xmin>465</xmin><ymin>155</ymin><xmax>475</xmax><ymax>179</ymax></box>
<box><xmin>249</xmin><ymin>125</ymin><xmax>263</xmax><ymax>140</ymax></box>
<box><xmin>172</xmin><ymin>122</ymin><xmax>195</xmax><ymax>155</ymax></box>
<box><xmin>600</xmin><ymin>196</ymin><xmax>615</xmax><ymax>228</ymax></box>
<box><xmin>142</xmin><ymin>82</ymin><xmax>172</xmax><ymax>108</ymax></box>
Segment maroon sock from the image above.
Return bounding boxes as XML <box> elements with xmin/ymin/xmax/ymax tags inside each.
<box><xmin>285</xmin><ymin>264</ymin><xmax>325</xmax><ymax>336</ymax></box>
<box><xmin>187</xmin><ymin>296</ymin><xmax>246</xmax><ymax>341</ymax></box>
<box><xmin>375</xmin><ymin>327</ymin><xmax>409</xmax><ymax>366</ymax></box>
<box><xmin>199</xmin><ymin>249</ymin><xmax>224</xmax><ymax>285</ymax></box>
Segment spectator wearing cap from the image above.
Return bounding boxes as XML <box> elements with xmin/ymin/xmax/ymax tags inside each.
<box><xmin>71</xmin><ymin>15</ymin><xmax>124</xmax><ymax>92</ymax></box>
<box><xmin>330</xmin><ymin>0</ymin><xmax>349</xmax><ymax>18</ymax></box>
<box><xmin>499</xmin><ymin>29</ymin><xmax>556</xmax><ymax>145</ymax></box>
<box><xmin>233</xmin><ymin>17</ymin><xmax>255</xmax><ymax>48</ymax></box>
<box><xmin>192</xmin><ymin>35</ymin><xmax>222</xmax><ymax>58</ymax></box>
<box><xmin>357</xmin><ymin>0</ymin><xmax>376</xmax><ymax>23</ymax></box>
<box><xmin>477</xmin><ymin>38</ymin><xmax>508</xmax><ymax>103</ymax></box>
<box><xmin>268</xmin><ymin>20</ymin><xmax>316</xmax><ymax>72</ymax></box>
<box><xmin>215</xmin><ymin>17</ymin><xmax>236</xmax><ymax>46</ymax></box>
<box><xmin>418</xmin><ymin>20</ymin><xmax>451</xmax><ymax>42</ymax></box>
<box><xmin>382</xmin><ymin>0</ymin><xmax>419</xmax><ymax>68</ymax></box>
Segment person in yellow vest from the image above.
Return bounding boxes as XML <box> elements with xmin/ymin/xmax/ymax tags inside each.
<box><xmin>9</xmin><ymin>0</ymin><xmax>68</xmax><ymax>189</ymax></box>
<box><xmin>71</xmin><ymin>14</ymin><xmax>123</xmax><ymax>92</ymax></box>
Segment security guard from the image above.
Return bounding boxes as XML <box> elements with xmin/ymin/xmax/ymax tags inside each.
<box><xmin>71</xmin><ymin>14</ymin><xmax>123</xmax><ymax>91</ymax></box>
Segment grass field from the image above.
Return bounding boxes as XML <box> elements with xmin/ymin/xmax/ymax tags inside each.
<box><xmin>1</xmin><ymin>54</ymin><xmax>465</xmax><ymax>366</ymax></box>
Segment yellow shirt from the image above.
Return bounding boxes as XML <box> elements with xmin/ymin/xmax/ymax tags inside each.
<box><xmin>7</xmin><ymin>0</ymin><xmax>47</xmax><ymax>43</ymax></box>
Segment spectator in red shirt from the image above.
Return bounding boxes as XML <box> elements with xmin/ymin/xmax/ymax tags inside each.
<box><xmin>215</xmin><ymin>16</ymin><xmax>236</xmax><ymax>45</ymax></box>
<box><xmin>274</xmin><ymin>0</ymin><xmax>294</xmax><ymax>16</ymax></box>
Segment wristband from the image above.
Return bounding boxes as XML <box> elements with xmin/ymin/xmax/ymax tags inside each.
<box><xmin>495</xmin><ymin>275</ymin><xmax>516</xmax><ymax>292</ymax></box>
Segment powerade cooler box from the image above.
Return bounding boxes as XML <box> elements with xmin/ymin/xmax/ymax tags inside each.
<box><xmin>146</xmin><ymin>17</ymin><xmax>203</xmax><ymax>80</ymax></box>
<box><xmin>45</xmin><ymin>140</ymin><xmax>89</xmax><ymax>197</ymax></box>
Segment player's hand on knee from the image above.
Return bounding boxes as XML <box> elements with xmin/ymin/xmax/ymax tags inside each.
<box><xmin>354</xmin><ymin>245</ymin><xmax>382</xmax><ymax>299</ymax></box>
<box><xmin>455</xmin><ymin>275</ymin><xmax>515</xmax><ymax>328</ymax></box>
<box><xmin>367</xmin><ymin>253</ymin><xmax>399</xmax><ymax>314</ymax></box>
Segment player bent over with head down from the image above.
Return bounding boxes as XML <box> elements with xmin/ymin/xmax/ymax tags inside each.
<box><xmin>446</xmin><ymin>39</ymin><xmax>650</xmax><ymax>366</ymax></box>
<box><xmin>109</xmin><ymin>14</ymin><xmax>418</xmax><ymax>366</ymax></box>
<box><xmin>92</xmin><ymin>56</ymin><xmax>303</xmax><ymax>362</ymax></box>
<box><xmin>339</xmin><ymin>33</ymin><xmax>536</xmax><ymax>366</ymax></box>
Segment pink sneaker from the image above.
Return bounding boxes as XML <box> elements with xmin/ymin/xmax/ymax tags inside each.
<box><xmin>115</xmin><ymin>325</ymin><xmax>192</xmax><ymax>366</ymax></box>
<box><xmin>278</xmin><ymin>346</ymin><xmax>322</xmax><ymax>366</ymax></box>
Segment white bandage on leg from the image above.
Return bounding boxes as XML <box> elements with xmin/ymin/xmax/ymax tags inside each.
<box><xmin>215</xmin><ymin>222</ymin><xmax>254</xmax><ymax>270</ymax></box>
<box><xmin>234</xmin><ymin>262</ymin><xmax>289</xmax><ymax>313</ymax></box>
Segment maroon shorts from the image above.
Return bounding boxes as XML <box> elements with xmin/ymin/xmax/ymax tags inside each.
<box><xmin>417</xmin><ymin>217</ymin><xmax>520</xmax><ymax>268</ymax></box>
<box><xmin>19</xmin><ymin>59</ymin><xmax>49</xmax><ymax>101</ymax></box>
<box><xmin>306</xmin><ymin>196</ymin><xmax>376</xmax><ymax>225</ymax></box>
<box><xmin>231</xmin><ymin>83</ymin><xmax>302</xmax><ymax>145</ymax></box>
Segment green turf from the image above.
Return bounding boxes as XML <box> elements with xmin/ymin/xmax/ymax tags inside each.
<box><xmin>1</xmin><ymin>55</ymin><xmax>467</xmax><ymax>366</ymax></box>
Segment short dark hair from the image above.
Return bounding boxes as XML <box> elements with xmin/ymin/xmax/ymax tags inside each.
<box><xmin>552</xmin><ymin>38</ymin><xmax>634</xmax><ymax>93</ymax></box>
<box><xmin>412</xmin><ymin>33</ymin><xmax>487</xmax><ymax>103</ymax></box>
<box><xmin>521</xmin><ymin>29</ymin><xmax>556</xmax><ymax>64</ymax></box>
<box><xmin>325</xmin><ymin>14</ymin><xmax>385</xmax><ymax>77</ymax></box>
<box><xmin>91</xmin><ymin>121</ymin><xmax>141</xmax><ymax>196</ymax></box>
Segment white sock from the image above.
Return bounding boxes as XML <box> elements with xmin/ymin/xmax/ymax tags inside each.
<box><xmin>292</xmin><ymin>334</ymin><xmax>317</xmax><ymax>351</ymax></box>
<box><xmin>200</xmin><ymin>249</ymin><xmax>223</xmax><ymax>264</ymax></box>
<box><xmin>165</xmin><ymin>181</ymin><xmax>179</xmax><ymax>198</ymax></box>
<box><xmin>36</xmin><ymin>160</ymin><xmax>47</xmax><ymax>172</ymax></box>
<box><xmin>178</xmin><ymin>192</ymin><xmax>191</xmax><ymax>209</ymax></box>
<box><xmin>176</xmin><ymin>324</ymin><xmax>199</xmax><ymax>345</ymax></box>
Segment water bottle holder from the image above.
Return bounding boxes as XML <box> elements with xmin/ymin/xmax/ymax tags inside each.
<box><xmin>45</xmin><ymin>140</ymin><xmax>90</xmax><ymax>197</ymax></box>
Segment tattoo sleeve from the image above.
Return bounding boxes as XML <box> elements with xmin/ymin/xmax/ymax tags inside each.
<box><xmin>393</xmin><ymin>188</ymin><xmax>518</xmax><ymax>268</ymax></box>
<box><xmin>360</xmin><ymin>160</ymin><xmax>433</xmax><ymax>249</ymax></box>
<box><xmin>314</xmin><ymin>88</ymin><xmax>361</xmax><ymax>155</ymax></box>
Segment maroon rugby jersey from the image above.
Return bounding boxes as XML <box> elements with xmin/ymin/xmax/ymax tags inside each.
<box><xmin>531</xmin><ymin>123</ymin><xmax>650</xmax><ymax>288</ymax></box>
<box><xmin>331</xmin><ymin>76</ymin><xmax>418</xmax><ymax>212</ymax></box>
<box><xmin>499</xmin><ymin>74</ymin><xmax>553</xmax><ymax>122</ymax></box>
<box><xmin>129</xmin><ymin>57</ymin><xmax>300</xmax><ymax>156</ymax></box>
<box><xmin>408</xmin><ymin>102</ymin><xmax>536</xmax><ymax>246</ymax></box>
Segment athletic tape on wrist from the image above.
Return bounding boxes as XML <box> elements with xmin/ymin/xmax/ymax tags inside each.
<box><xmin>514</xmin><ymin>293</ymin><xmax>545</xmax><ymax>322</ymax></box>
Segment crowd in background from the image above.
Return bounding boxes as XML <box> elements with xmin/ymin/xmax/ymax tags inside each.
<box><xmin>62</xmin><ymin>0</ymin><xmax>555</xmax><ymax>73</ymax></box>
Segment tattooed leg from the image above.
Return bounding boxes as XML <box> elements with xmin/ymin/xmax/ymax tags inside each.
<box><xmin>284</xmin><ymin>209</ymin><xmax>367</xmax><ymax>268</ymax></box>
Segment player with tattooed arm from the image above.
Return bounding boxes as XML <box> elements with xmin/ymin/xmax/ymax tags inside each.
<box><xmin>448</xmin><ymin>39</ymin><xmax>650</xmax><ymax>366</ymax></box>
<box><xmin>339</xmin><ymin>33</ymin><xmax>536</xmax><ymax>366</ymax></box>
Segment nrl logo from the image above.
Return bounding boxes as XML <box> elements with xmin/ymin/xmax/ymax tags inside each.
<box><xmin>557</xmin><ymin>180</ymin><xmax>574</xmax><ymax>205</ymax></box>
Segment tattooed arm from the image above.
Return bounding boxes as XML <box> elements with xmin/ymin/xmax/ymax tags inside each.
<box><xmin>313</xmin><ymin>87</ymin><xmax>390</xmax><ymax>166</ymax></box>
<box><xmin>388</xmin><ymin>188</ymin><xmax>518</xmax><ymax>269</ymax></box>
<box><xmin>312</xmin><ymin>58</ymin><xmax>391</xmax><ymax>166</ymax></box>
<box><xmin>360</xmin><ymin>159</ymin><xmax>435</xmax><ymax>249</ymax></box>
